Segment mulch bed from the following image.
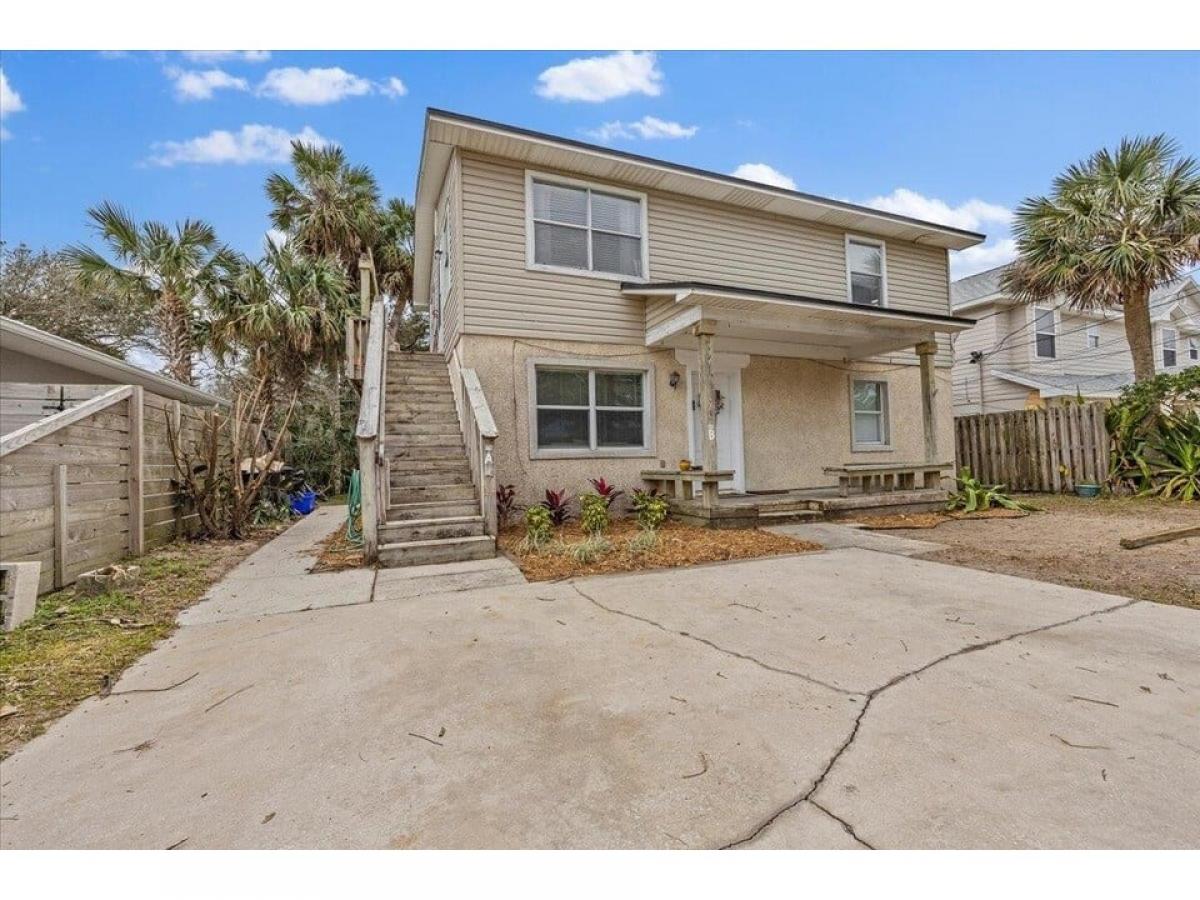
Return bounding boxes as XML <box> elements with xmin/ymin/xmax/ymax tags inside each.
<box><xmin>310</xmin><ymin>522</ymin><xmax>365</xmax><ymax>572</ymax></box>
<box><xmin>498</xmin><ymin>517</ymin><xmax>822</xmax><ymax>582</ymax></box>
<box><xmin>855</xmin><ymin>508</ymin><xmax>1029</xmax><ymax>530</ymax></box>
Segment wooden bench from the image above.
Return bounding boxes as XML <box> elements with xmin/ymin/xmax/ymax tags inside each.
<box><xmin>641</xmin><ymin>469</ymin><xmax>735</xmax><ymax>510</ymax></box>
<box><xmin>823</xmin><ymin>462</ymin><xmax>952</xmax><ymax>497</ymax></box>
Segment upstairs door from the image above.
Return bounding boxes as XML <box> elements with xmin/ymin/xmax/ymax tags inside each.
<box><xmin>687</xmin><ymin>369</ymin><xmax>745</xmax><ymax>493</ymax></box>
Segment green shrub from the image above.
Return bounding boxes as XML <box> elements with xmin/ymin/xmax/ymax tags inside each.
<box><xmin>567</xmin><ymin>535</ymin><xmax>612</xmax><ymax>563</ymax></box>
<box><xmin>1107</xmin><ymin>368</ymin><xmax>1200</xmax><ymax>499</ymax></box>
<box><xmin>946</xmin><ymin>468</ymin><xmax>1039</xmax><ymax>512</ymax></box>
<box><xmin>520</xmin><ymin>505</ymin><xmax>553</xmax><ymax>552</ymax></box>
<box><xmin>626</xmin><ymin>529</ymin><xmax>658</xmax><ymax>554</ymax></box>
<box><xmin>579</xmin><ymin>492</ymin><xmax>610</xmax><ymax>535</ymax></box>
<box><xmin>631</xmin><ymin>489</ymin><xmax>669</xmax><ymax>531</ymax></box>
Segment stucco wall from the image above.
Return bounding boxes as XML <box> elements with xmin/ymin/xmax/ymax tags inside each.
<box><xmin>458</xmin><ymin>334</ymin><xmax>953</xmax><ymax>506</ymax></box>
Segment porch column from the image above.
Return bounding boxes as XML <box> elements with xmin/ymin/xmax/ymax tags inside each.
<box><xmin>916</xmin><ymin>340</ymin><xmax>939</xmax><ymax>464</ymax></box>
<box><xmin>695</xmin><ymin>320</ymin><xmax>719</xmax><ymax>484</ymax></box>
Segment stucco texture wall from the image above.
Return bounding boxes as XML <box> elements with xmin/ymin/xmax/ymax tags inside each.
<box><xmin>458</xmin><ymin>335</ymin><xmax>953</xmax><ymax>506</ymax></box>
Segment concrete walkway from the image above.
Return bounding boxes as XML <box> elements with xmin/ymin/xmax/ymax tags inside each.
<box><xmin>1</xmin><ymin>527</ymin><xmax>1196</xmax><ymax>848</ymax></box>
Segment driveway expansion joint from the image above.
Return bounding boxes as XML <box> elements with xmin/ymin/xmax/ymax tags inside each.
<box><xmin>720</xmin><ymin>597</ymin><xmax>1141</xmax><ymax>849</ymax></box>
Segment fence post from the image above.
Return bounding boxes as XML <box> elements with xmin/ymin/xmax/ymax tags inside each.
<box><xmin>53</xmin><ymin>464</ymin><xmax>67</xmax><ymax>590</ymax></box>
<box><xmin>129</xmin><ymin>387</ymin><xmax>145</xmax><ymax>555</ymax></box>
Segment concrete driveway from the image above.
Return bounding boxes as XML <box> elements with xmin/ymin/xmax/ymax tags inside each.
<box><xmin>2</xmin><ymin>541</ymin><xmax>1197</xmax><ymax>849</ymax></box>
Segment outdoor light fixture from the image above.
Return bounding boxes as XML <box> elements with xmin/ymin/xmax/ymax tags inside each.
<box><xmin>669</xmin><ymin>370</ymin><xmax>681</xmax><ymax>389</ymax></box>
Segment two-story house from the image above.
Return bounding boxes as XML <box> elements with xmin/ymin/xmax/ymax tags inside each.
<box><xmin>357</xmin><ymin>109</ymin><xmax>984</xmax><ymax>565</ymax></box>
<box><xmin>950</xmin><ymin>264</ymin><xmax>1200</xmax><ymax>416</ymax></box>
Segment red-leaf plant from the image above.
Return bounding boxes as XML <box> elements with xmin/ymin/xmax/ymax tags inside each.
<box><xmin>538</xmin><ymin>488</ymin><xmax>572</xmax><ymax>525</ymax></box>
<box><xmin>588</xmin><ymin>477</ymin><xmax>625</xmax><ymax>509</ymax></box>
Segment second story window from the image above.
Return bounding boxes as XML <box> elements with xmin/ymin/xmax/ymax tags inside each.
<box><xmin>528</xmin><ymin>175</ymin><xmax>646</xmax><ymax>279</ymax></box>
<box><xmin>1034</xmin><ymin>307</ymin><xmax>1057</xmax><ymax>359</ymax></box>
<box><xmin>846</xmin><ymin>237</ymin><xmax>886</xmax><ymax>307</ymax></box>
<box><xmin>1086</xmin><ymin>323</ymin><xmax>1100</xmax><ymax>350</ymax></box>
<box><xmin>1162</xmin><ymin>328</ymin><xmax>1177</xmax><ymax>368</ymax></box>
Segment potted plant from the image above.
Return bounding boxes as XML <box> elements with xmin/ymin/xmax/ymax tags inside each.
<box><xmin>1075</xmin><ymin>482</ymin><xmax>1102</xmax><ymax>499</ymax></box>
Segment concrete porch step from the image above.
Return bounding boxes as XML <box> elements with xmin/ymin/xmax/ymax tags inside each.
<box><xmin>388</xmin><ymin>499</ymin><xmax>481</xmax><ymax>521</ymax></box>
<box><xmin>379</xmin><ymin>515</ymin><xmax>485</xmax><ymax>544</ymax></box>
<box><xmin>378</xmin><ymin>534</ymin><xmax>495</xmax><ymax>567</ymax></box>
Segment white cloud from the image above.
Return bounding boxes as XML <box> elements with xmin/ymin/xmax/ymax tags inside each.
<box><xmin>98</xmin><ymin>51</ymin><xmax>131</xmax><ymax>60</ymax></box>
<box><xmin>586</xmin><ymin>115</ymin><xmax>698</xmax><ymax>142</ymax></box>
<box><xmin>381</xmin><ymin>77</ymin><xmax>408</xmax><ymax>98</ymax></box>
<box><xmin>166</xmin><ymin>67</ymin><xmax>249</xmax><ymax>101</ymax></box>
<box><xmin>950</xmin><ymin>238</ymin><xmax>1018</xmax><ymax>279</ymax></box>
<box><xmin>536</xmin><ymin>51</ymin><xmax>663</xmax><ymax>103</ymax></box>
<box><xmin>0</xmin><ymin>69</ymin><xmax>24</xmax><ymax>140</ymax></box>
<box><xmin>731</xmin><ymin>162</ymin><xmax>796</xmax><ymax>191</ymax></box>
<box><xmin>257</xmin><ymin>67</ymin><xmax>375</xmax><ymax>105</ymax></box>
<box><xmin>863</xmin><ymin>188</ymin><xmax>1012</xmax><ymax>232</ymax></box>
<box><xmin>183</xmin><ymin>51</ymin><xmax>271</xmax><ymax>63</ymax></box>
<box><xmin>147</xmin><ymin>124</ymin><xmax>333</xmax><ymax>167</ymax></box>
<box><xmin>265</xmin><ymin>228</ymin><xmax>289</xmax><ymax>250</ymax></box>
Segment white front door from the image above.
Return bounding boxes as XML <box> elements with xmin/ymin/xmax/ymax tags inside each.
<box><xmin>688</xmin><ymin>369</ymin><xmax>745</xmax><ymax>493</ymax></box>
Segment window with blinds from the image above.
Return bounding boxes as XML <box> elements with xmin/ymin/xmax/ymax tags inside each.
<box><xmin>846</xmin><ymin>237</ymin><xmax>886</xmax><ymax>307</ymax></box>
<box><xmin>529</xmin><ymin>176</ymin><xmax>645</xmax><ymax>278</ymax></box>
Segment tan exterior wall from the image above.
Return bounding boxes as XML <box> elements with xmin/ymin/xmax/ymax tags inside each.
<box><xmin>457</xmin><ymin>152</ymin><xmax>953</xmax><ymax>350</ymax></box>
<box><xmin>458</xmin><ymin>334</ymin><xmax>952</xmax><ymax>507</ymax></box>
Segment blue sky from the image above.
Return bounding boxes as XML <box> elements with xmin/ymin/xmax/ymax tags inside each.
<box><xmin>1</xmin><ymin>50</ymin><xmax>1197</xmax><ymax>278</ymax></box>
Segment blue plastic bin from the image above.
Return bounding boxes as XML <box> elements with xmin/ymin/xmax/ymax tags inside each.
<box><xmin>290</xmin><ymin>489</ymin><xmax>317</xmax><ymax>516</ymax></box>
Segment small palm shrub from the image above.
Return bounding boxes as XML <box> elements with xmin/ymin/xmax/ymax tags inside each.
<box><xmin>631</xmin><ymin>488</ymin><xmax>669</xmax><ymax>530</ymax></box>
<box><xmin>538</xmin><ymin>488</ymin><xmax>572</xmax><ymax>525</ymax></box>
<box><xmin>1144</xmin><ymin>415</ymin><xmax>1200</xmax><ymax>501</ymax></box>
<box><xmin>520</xmin><ymin>505</ymin><xmax>553</xmax><ymax>552</ymax></box>
<box><xmin>946</xmin><ymin>469</ymin><xmax>1038</xmax><ymax>513</ymax></box>
<box><xmin>579</xmin><ymin>492</ymin><xmax>610</xmax><ymax>535</ymax></box>
<box><xmin>1107</xmin><ymin>368</ymin><xmax>1199</xmax><ymax>500</ymax></box>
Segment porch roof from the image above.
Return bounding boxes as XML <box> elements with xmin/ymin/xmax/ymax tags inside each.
<box><xmin>621</xmin><ymin>281</ymin><xmax>975</xmax><ymax>361</ymax></box>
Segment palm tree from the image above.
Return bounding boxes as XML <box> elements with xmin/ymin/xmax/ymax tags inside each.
<box><xmin>374</xmin><ymin>197</ymin><xmax>415</xmax><ymax>308</ymax></box>
<box><xmin>265</xmin><ymin>142</ymin><xmax>380</xmax><ymax>278</ymax></box>
<box><xmin>1002</xmin><ymin>135</ymin><xmax>1200</xmax><ymax>382</ymax></box>
<box><xmin>209</xmin><ymin>242</ymin><xmax>351</xmax><ymax>396</ymax></box>
<box><xmin>66</xmin><ymin>202</ymin><xmax>240</xmax><ymax>384</ymax></box>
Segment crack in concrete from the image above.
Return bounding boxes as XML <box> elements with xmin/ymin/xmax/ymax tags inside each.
<box><xmin>720</xmin><ymin>597</ymin><xmax>1140</xmax><ymax>849</ymax></box>
<box><xmin>808</xmin><ymin>799</ymin><xmax>875</xmax><ymax>849</ymax></box>
<box><xmin>570</xmin><ymin>584</ymin><xmax>856</xmax><ymax>697</ymax></box>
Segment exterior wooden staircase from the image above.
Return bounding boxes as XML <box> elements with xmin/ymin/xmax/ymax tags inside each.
<box><xmin>377</xmin><ymin>351</ymin><xmax>495</xmax><ymax>566</ymax></box>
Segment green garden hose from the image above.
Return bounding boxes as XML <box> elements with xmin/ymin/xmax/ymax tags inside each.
<box><xmin>346</xmin><ymin>469</ymin><xmax>364</xmax><ymax>547</ymax></box>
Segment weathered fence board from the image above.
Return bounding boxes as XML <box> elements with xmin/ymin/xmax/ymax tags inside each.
<box><xmin>955</xmin><ymin>403</ymin><xmax>1109</xmax><ymax>493</ymax></box>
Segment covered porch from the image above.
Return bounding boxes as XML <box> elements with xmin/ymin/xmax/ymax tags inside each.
<box><xmin>623</xmin><ymin>281</ymin><xmax>974</xmax><ymax>525</ymax></box>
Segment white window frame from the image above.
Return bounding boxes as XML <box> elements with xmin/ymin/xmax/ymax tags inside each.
<box><xmin>524</xmin><ymin>171</ymin><xmax>650</xmax><ymax>283</ymax></box>
<box><xmin>1086</xmin><ymin>323</ymin><xmax>1100</xmax><ymax>350</ymax></box>
<box><xmin>1033</xmin><ymin>305</ymin><xmax>1058</xmax><ymax>359</ymax></box>
<box><xmin>1189</xmin><ymin>337</ymin><xmax>1198</xmax><ymax>362</ymax></box>
<box><xmin>526</xmin><ymin>357</ymin><xmax>656</xmax><ymax>459</ymax></box>
<box><xmin>844</xmin><ymin>234</ymin><xmax>888</xmax><ymax>308</ymax></box>
<box><xmin>849</xmin><ymin>377</ymin><xmax>892</xmax><ymax>452</ymax></box>
<box><xmin>1162</xmin><ymin>327</ymin><xmax>1178</xmax><ymax>368</ymax></box>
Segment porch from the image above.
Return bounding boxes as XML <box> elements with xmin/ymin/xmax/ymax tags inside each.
<box><xmin>622</xmin><ymin>280</ymin><xmax>975</xmax><ymax>526</ymax></box>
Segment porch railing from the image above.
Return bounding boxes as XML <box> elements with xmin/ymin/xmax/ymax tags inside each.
<box><xmin>453</xmin><ymin>366</ymin><xmax>498</xmax><ymax>535</ymax></box>
<box><xmin>353</xmin><ymin>260</ymin><xmax>389</xmax><ymax>561</ymax></box>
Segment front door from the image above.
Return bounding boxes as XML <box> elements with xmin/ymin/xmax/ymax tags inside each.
<box><xmin>687</xmin><ymin>369</ymin><xmax>745</xmax><ymax>493</ymax></box>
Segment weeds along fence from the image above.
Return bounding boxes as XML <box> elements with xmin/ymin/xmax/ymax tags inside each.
<box><xmin>954</xmin><ymin>402</ymin><xmax>1110</xmax><ymax>493</ymax></box>
<box><xmin>0</xmin><ymin>384</ymin><xmax>213</xmax><ymax>594</ymax></box>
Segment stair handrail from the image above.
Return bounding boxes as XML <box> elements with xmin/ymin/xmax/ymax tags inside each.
<box><xmin>355</xmin><ymin>297</ymin><xmax>388</xmax><ymax>561</ymax></box>
<box><xmin>458</xmin><ymin>367</ymin><xmax>498</xmax><ymax>536</ymax></box>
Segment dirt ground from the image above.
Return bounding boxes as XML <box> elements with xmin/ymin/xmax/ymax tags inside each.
<box><xmin>909</xmin><ymin>495</ymin><xmax>1200</xmax><ymax>610</ymax></box>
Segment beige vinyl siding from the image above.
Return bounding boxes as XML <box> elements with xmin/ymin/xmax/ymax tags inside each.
<box><xmin>433</xmin><ymin>151</ymin><xmax>465</xmax><ymax>354</ymax></box>
<box><xmin>459</xmin><ymin>152</ymin><xmax>953</xmax><ymax>357</ymax></box>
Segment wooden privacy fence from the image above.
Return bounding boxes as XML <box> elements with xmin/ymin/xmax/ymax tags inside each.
<box><xmin>954</xmin><ymin>402</ymin><xmax>1110</xmax><ymax>493</ymax></box>
<box><xmin>0</xmin><ymin>384</ymin><xmax>210</xmax><ymax>594</ymax></box>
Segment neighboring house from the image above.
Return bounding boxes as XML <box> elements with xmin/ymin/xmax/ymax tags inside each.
<box><xmin>950</xmin><ymin>266</ymin><xmax>1200</xmax><ymax>415</ymax></box>
<box><xmin>408</xmin><ymin>108</ymin><xmax>982</xmax><ymax>516</ymax></box>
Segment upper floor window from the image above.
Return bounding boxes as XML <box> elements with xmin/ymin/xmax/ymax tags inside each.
<box><xmin>527</xmin><ymin>174</ymin><xmax>646</xmax><ymax>279</ymax></box>
<box><xmin>1086</xmin><ymin>323</ymin><xmax>1100</xmax><ymax>350</ymax></box>
<box><xmin>1034</xmin><ymin>306</ymin><xmax>1057</xmax><ymax>359</ymax></box>
<box><xmin>1162</xmin><ymin>328</ymin><xmax>1177</xmax><ymax>368</ymax></box>
<box><xmin>846</xmin><ymin>237</ymin><xmax>886</xmax><ymax>307</ymax></box>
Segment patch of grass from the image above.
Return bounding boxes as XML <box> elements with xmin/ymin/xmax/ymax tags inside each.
<box><xmin>0</xmin><ymin>532</ymin><xmax>275</xmax><ymax>758</ymax></box>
